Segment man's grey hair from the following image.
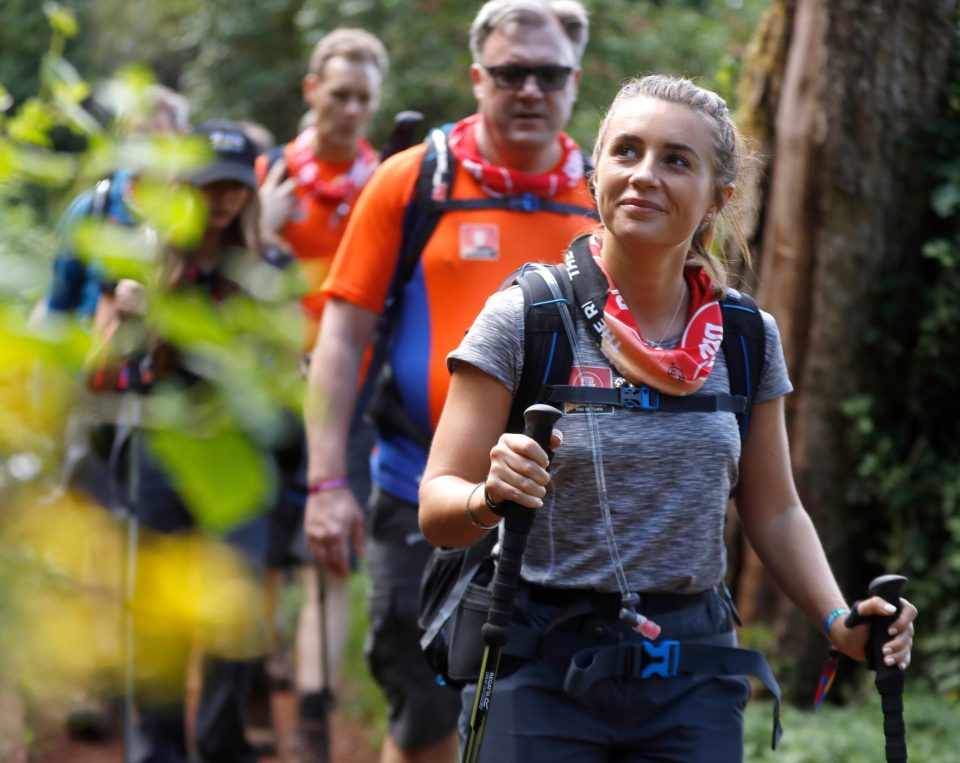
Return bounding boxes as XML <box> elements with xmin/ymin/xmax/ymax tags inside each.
<box><xmin>469</xmin><ymin>0</ymin><xmax>589</xmax><ymax>65</ymax></box>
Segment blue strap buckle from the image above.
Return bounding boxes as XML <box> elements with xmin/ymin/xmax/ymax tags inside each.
<box><xmin>621</xmin><ymin>385</ymin><xmax>660</xmax><ymax>411</ymax></box>
<box><xmin>508</xmin><ymin>192</ymin><xmax>539</xmax><ymax>212</ymax></box>
<box><xmin>641</xmin><ymin>640</ymin><xmax>680</xmax><ymax>679</ymax></box>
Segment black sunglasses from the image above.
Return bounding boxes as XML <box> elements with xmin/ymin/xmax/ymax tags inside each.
<box><xmin>481</xmin><ymin>64</ymin><xmax>574</xmax><ymax>92</ymax></box>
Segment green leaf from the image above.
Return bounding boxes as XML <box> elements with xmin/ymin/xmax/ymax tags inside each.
<box><xmin>134</xmin><ymin>181</ymin><xmax>207</xmax><ymax>247</ymax></box>
<box><xmin>932</xmin><ymin>182</ymin><xmax>960</xmax><ymax>218</ymax></box>
<box><xmin>0</xmin><ymin>305</ymin><xmax>92</xmax><ymax>371</ymax></box>
<box><xmin>922</xmin><ymin>239</ymin><xmax>958</xmax><ymax>268</ymax></box>
<box><xmin>0</xmin><ymin>139</ymin><xmax>15</xmax><ymax>181</ymax></box>
<box><xmin>44</xmin><ymin>55</ymin><xmax>84</xmax><ymax>88</ymax></box>
<box><xmin>71</xmin><ymin>218</ymin><xmax>158</xmax><ymax>282</ymax></box>
<box><xmin>146</xmin><ymin>427</ymin><xmax>273</xmax><ymax>533</ymax></box>
<box><xmin>11</xmin><ymin>144</ymin><xmax>77</xmax><ymax>186</ymax></box>
<box><xmin>6</xmin><ymin>99</ymin><xmax>55</xmax><ymax>147</ymax></box>
<box><xmin>150</xmin><ymin>291</ymin><xmax>234</xmax><ymax>349</ymax></box>
<box><xmin>42</xmin><ymin>2</ymin><xmax>79</xmax><ymax>39</ymax></box>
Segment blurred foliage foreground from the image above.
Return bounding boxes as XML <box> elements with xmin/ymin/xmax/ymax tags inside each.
<box><xmin>0</xmin><ymin>5</ymin><xmax>304</xmax><ymax>708</ymax></box>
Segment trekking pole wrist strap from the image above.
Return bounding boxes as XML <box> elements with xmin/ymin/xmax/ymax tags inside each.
<box><xmin>484</xmin><ymin>486</ymin><xmax>506</xmax><ymax>516</ymax></box>
<box><xmin>466</xmin><ymin>482</ymin><xmax>501</xmax><ymax>531</ymax></box>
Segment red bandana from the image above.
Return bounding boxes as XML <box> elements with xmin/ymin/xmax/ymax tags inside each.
<box><xmin>287</xmin><ymin>128</ymin><xmax>378</xmax><ymax>204</ymax></box>
<box><xmin>589</xmin><ymin>237</ymin><xmax>723</xmax><ymax>396</ymax></box>
<box><xmin>447</xmin><ymin>113</ymin><xmax>584</xmax><ymax>198</ymax></box>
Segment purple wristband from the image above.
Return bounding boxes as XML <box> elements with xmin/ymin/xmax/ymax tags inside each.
<box><xmin>308</xmin><ymin>477</ymin><xmax>349</xmax><ymax>495</ymax></box>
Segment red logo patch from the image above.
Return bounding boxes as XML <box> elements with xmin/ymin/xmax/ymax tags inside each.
<box><xmin>459</xmin><ymin>223</ymin><xmax>500</xmax><ymax>260</ymax></box>
<box><xmin>568</xmin><ymin>366</ymin><xmax>613</xmax><ymax>388</ymax></box>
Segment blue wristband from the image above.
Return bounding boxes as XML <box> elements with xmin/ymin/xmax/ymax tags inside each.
<box><xmin>824</xmin><ymin>607</ymin><xmax>850</xmax><ymax>636</ymax></box>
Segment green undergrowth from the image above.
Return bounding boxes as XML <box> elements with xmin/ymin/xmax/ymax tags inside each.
<box><xmin>744</xmin><ymin>691</ymin><xmax>960</xmax><ymax>762</ymax></box>
<box><xmin>342</xmin><ymin>566</ymin><xmax>388</xmax><ymax>747</ymax></box>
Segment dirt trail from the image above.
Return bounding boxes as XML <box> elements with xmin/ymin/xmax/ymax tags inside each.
<box><xmin>27</xmin><ymin>688</ymin><xmax>379</xmax><ymax>763</ymax></box>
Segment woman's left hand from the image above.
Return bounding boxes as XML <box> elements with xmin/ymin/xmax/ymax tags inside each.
<box><xmin>830</xmin><ymin>597</ymin><xmax>918</xmax><ymax>669</ymax></box>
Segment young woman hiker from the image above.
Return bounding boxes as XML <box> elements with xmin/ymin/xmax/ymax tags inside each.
<box><xmin>418</xmin><ymin>75</ymin><xmax>918</xmax><ymax>762</ymax></box>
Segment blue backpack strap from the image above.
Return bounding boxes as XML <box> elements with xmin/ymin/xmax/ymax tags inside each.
<box><xmin>435</xmin><ymin>195</ymin><xmax>597</xmax><ymax>218</ymax></box>
<box><xmin>719</xmin><ymin>288</ymin><xmax>766</xmax><ymax>439</ymax></box>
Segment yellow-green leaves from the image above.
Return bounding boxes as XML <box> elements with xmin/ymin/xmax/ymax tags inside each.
<box><xmin>42</xmin><ymin>2</ymin><xmax>78</xmax><ymax>40</ymax></box>
<box><xmin>146</xmin><ymin>426</ymin><xmax>273</xmax><ymax>533</ymax></box>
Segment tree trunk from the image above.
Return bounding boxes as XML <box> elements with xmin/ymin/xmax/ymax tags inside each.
<box><xmin>734</xmin><ymin>0</ymin><xmax>958</xmax><ymax>698</ymax></box>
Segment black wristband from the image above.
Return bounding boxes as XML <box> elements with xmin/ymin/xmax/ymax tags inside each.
<box><xmin>484</xmin><ymin>487</ymin><xmax>506</xmax><ymax>516</ymax></box>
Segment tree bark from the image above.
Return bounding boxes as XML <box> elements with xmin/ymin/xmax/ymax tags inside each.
<box><xmin>735</xmin><ymin>0</ymin><xmax>958</xmax><ymax>698</ymax></box>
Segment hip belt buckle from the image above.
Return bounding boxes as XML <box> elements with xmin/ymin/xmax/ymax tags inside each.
<box><xmin>634</xmin><ymin>640</ymin><xmax>680</xmax><ymax>679</ymax></box>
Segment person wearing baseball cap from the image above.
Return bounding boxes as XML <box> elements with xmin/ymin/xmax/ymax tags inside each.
<box><xmin>101</xmin><ymin>119</ymin><xmax>281</xmax><ymax>763</ymax></box>
<box><xmin>190</xmin><ymin>119</ymin><xmax>259</xmax><ymax>190</ymax></box>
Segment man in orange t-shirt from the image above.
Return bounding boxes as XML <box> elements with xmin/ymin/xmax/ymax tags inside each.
<box><xmin>257</xmin><ymin>28</ymin><xmax>387</xmax><ymax>349</ymax></box>
<box><xmin>255</xmin><ymin>28</ymin><xmax>388</xmax><ymax>763</ymax></box>
<box><xmin>303</xmin><ymin>3</ymin><xmax>595</xmax><ymax>762</ymax></box>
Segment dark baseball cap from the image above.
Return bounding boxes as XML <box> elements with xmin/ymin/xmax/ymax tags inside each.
<box><xmin>189</xmin><ymin>119</ymin><xmax>258</xmax><ymax>190</ymax></box>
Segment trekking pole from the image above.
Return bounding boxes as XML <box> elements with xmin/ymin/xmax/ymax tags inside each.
<box><xmin>117</xmin><ymin>394</ymin><xmax>143</xmax><ymax>763</ymax></box>
<box><xmin>462</xmin><ymin>404</ymin><xmax>563</xmax><ymax>763</ymax></box>
<box><xmin>845</xmin><ymin>574</ymin><xmax>909</xmax><ymax>763</ymax></box>
<box><xmin>313</xmin><ymin>563</ymin><xmax>332</xmax><ymax>763</ymax></box>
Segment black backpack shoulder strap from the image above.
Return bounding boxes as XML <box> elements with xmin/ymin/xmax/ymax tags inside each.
<box><xmin>526</xmin><ymin>272</ymin><xmax>765</xmax><ymax>444</ymax></box>
<box><xmin>393</xmin><ymin>126</ymin><xmax>456</xmax><ymax>295</ymax></box>
<box><xmin>719</xmin><ymin>287</ymin><xmax>766</xmax><ymax>439</ymax></box>
<box><xmin>361</xmin><ymin>128</ymin><xmax>455</xmax><ymax>447</ymax></box>
<box><xmin>508</xmin><ymin>264</ymin><xmax>576</xmax><ymax>434</ymax></box>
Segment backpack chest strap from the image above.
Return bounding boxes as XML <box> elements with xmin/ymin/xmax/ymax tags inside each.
<box><xmin>542</xmin><ymin>383</ymin><xmax>748</xmax><ymax>414</ymax></box>
<box><xmin>433</xmin><ymin>195</ymin><xmax>598</xmax><ymax>218</ymax></box>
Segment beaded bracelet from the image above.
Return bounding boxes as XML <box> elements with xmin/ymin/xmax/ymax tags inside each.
<box><xmin>824</xmin><ymin>607</ymin><xmax>850</xmax><ymax>636</ymax></box>
<box><xmin>307</xmin><ymin>476</ymin><xmax>349</xmax><ymax>495</ymax></box>
<box><xmin>466</xmin><ymin>482</ymin><xmax>501</xmax><ymax>531</ymax></box>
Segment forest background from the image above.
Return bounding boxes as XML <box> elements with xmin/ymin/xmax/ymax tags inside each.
<box><xmin>1</xmin><ymin>0</ymin><xmax>959</xmax><ymax>761</ymax></box>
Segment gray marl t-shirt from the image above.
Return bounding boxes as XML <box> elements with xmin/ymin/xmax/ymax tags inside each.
<box><xmin>448</xmin><ymin>285</ymin><xmax>793</xmax><ymax>594</ymax></box>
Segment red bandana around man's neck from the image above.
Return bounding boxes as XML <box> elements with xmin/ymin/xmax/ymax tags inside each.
<box><xmin>447</xmin><ymin>113</ymin><xmax>583</xmax><ymax>198</ymax></box>
<box><xmin>287</xmin><ymin>127</ymin><xmax>378</xmax><ymax>204</ymax></box>
<box><xmin>587</xmin><ymin>236</ymin><xmax>724</xmax><ymax>396</ymax></box>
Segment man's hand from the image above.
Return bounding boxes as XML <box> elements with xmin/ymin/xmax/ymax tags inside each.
<box><xmin>114</xmin><ymin>278</ymin><xmax>148</xmax><ymax>319</ymax></box>
<box><xmin>258</xmin><ymin>157</ymin><xmax>297</xmax><ymax>242</ymax></box>
<box><xmin>304</xmin><ymin>487</ymin><xmax>365</xmax><ymax>577</ymax></box>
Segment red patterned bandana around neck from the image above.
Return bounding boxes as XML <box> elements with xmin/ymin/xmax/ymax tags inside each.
<box><xmin>287</xmin><ymin>128</ymin><xmax>378</xmax><ymax>204</ymax></box>
<box><xmin>447</xmin><ymin>113</ymin><xmax>584</xmax><ymax>197</ymax></box>
<box><xmin>587</xmin><ymin>236</ymin><xmax>724</xmax><ymax>396</ymax></box>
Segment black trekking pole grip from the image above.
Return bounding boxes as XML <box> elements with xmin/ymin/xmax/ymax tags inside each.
<box><xmin>481</xmin><ymin>404</ymin><xmax>563</xmax><ymax>647</ymax></box>
<box><xmin>871</xmin><ymin>575</ymin><xmax>908</xmax><ymax>763</ymax></box>
<box><xmin>867</xmin><ymin>575</ymin><xmax>907</xmax><ymax>670</ymax></box>
<box><xmin>847</xmin><ymin>574</ymin><xmax>909</xmax><ymax>763</ymax></box>
<box><xmin>379</xmin><ymin>110</ymin><xmax>424</xmax><ymax>162</ymax></box>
